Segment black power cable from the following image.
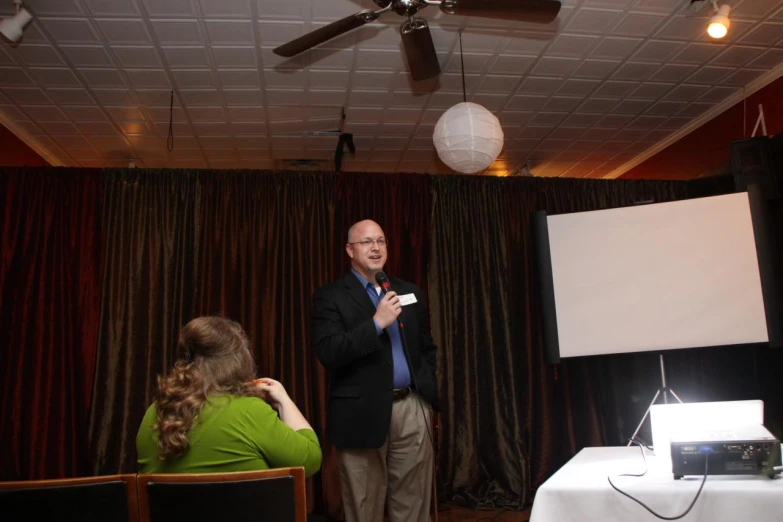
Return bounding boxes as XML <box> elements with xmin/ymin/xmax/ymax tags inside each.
<box><xmin>607</xmin><ymin>442</ymin><xmax>709</xmax><ymax>521</ymax></box>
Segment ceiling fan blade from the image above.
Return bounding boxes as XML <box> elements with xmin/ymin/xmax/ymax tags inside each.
<box><xmin>401</xmin><ymin>20</ymin><xmax>441</xmax><ymax>82</ymax></box>
<box><xmin>440</xmin><ymin>0</ymin><xmax>561</xmax><ymax>24</ymax></box>
<box><xmin>273</xmin><ymin>11</ymin><xmax>377</xmax><ymax>57</ymax></box>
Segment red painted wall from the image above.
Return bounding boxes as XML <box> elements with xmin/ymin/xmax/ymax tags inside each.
<box><xmin>0</xmin><ymin>124</ymin><xmax>49</xmax><ymax>167</ymax></box>
<box><xmin>621</xmin><ymin>74</ymin><xmax>783</xmax><ymax>180</ymax></box>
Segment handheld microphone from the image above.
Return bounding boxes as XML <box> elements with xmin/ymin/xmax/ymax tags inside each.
<box><xmin>375</xmin><ymin>271</ymin><xmax>392</xmax><ymax>295</ymax></box>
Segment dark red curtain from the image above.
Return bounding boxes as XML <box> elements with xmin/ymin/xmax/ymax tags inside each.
<box><xmin>0</xmin><ymin>168</ymin><xmax>102</xmax><ymax>480</ymax></box>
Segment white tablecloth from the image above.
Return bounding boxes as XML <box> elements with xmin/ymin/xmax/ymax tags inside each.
<box><xmin>530</xmin><ymin>446</ymin><xmax>783</xmax><ymax>522</ymax></box>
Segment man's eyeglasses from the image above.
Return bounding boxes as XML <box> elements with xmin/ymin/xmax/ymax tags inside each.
<box><xmin>348</xmin><ymin>238</ymin><xmax>388</xmax><ymax>248</ymax></box>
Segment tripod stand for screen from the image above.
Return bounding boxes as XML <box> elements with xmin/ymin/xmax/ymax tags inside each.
<box><xmin>627</xmin><ymin>354</ymin><xmax>683</xmax><ymax>446</ymax></box>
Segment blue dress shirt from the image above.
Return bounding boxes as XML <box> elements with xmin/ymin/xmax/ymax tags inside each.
<box><xmin>352</xmin><ymin>269</ymin><xmax>411</xmax><ymax>389</ymax></box>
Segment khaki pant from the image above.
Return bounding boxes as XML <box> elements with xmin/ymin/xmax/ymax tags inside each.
<box><xmin>338</xmin><ymin>393</ymin><xmax>433</xmax><ymax>522</ymax></box>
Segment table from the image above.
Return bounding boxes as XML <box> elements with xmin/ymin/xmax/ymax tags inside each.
<box><xmin>530</xmin><ymin>446</ymin><xmax>783</xmax><ymax>522</ymax></box>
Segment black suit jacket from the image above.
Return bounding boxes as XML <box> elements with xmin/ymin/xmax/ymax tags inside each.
<box><xmin>311</xmin><ymin>272</ymin><xmax>439</xmax><ymax>449</ymax></box>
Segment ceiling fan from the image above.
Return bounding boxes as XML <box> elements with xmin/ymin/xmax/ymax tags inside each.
<box><xmin>273</xmin><ymin>0</ymin><xmax>562</xmax><ymax>81</ymax></box>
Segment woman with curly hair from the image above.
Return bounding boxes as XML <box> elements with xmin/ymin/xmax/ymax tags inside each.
<box><xmin>135</xmin><ymin>316</ymin><xmax>321</xmax><ymax>477</ymax></box>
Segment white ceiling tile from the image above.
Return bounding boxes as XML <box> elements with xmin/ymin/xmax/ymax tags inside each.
<box><xmin>111</xmin><ymin>46</ymin><xmax>163</xmax><ymax>68</ymax></box>
<box><xmin>348</xmin><ymin>90</ymin><xmax>387</xmax><ymax>108</ymax></box>
<box><xmin>38</xmin><ymin>121</ymin><xmax>81</xmax><ymax>135</ymax></box>
<box><xmin>577</xmin><ymin>97</ymin><xmax>619</xmax><ymax>112</ymax></box>
<box><xmin>594</xmin><ymin>81</ymin><xmax>639</xmax><ymax>97</ymax></box>
<box><xmin>487</xmin><ymin>54</ymin><xmax>537</xmax><ymax>75</ymax></box>
<box><xmin>54</xmin><ymin>135</ymin><xmax>93</xmax><ymax>149</ymax></box>
<box><xmin>84</xmin><ymin>0</ymin><xmax>140</xmax><ymax>16</ymax></box>
<box><xmin>506</xmin><ymin>95</ymin><xmax>548</xmax><ymax>111</ymax></box>
<box><xmin>646</xmin><ymin>100</ymin><xmax>688</xmax><ymax>116</ymax></box>
<box><xmin>723</xmin><ymin>68</ymin><xmax>767</xmax><ymax>86</ymax></box>
<box><xmin>310</xmin><ymin>90</ymin><xmax>349</xmax><ymax>106</ymax></box>
<box><xmin>12</xmin><ymin>120</ymin><xmax>43</xmax><ymax>134</ymax></box>
<box><xmin>47</xmin><ymin>88</ymin><xmax>96</xmax><ymax>105</ymax></box>
<box><xmin>28</xmin><ymin>68</ymin><xmax>82</xmax><ymax>87</ymax></box>
<box><xmin>612</xmin><ymin>61</ymin><xmax>657</xmax><ymax>81</ymax></box>
<box><xmin>731</xmin><ymin>0</ymin><xmax>782</xmax><ymax>19</ymax></box>
<box><xmin>140</xmin><ymin>0</ymin><xmax>199</xmax><ymax>17</ymax></box>
<box><xmin>444</xmin><ymin>53</ymin><xmax>490</xmax><ymax>75</ymax></box>
<box><xmin>563</xmin><ymin>113</ymin><xmax>604</xmax><ymax>127</ymax></box>
<box><xmin>211</xmin><ymin>47</ymin><xmax>257</xmax><ymax>67</ymax></box>
<box><xmin>0</xmin><ymin>67</ymin><xmax>35</xmax><ymax>87</ymax></box>
<box><xmin>549</xmin><ymin>127</ymin><xmax>588</xmax><ymax>141</ymax></box>
<box><xmin>580</xmin><ymin>127</ymin><xmax>616</xmax><ymax>140</ymax></box>
<box><xmin>590</xmin><ymin>37</ymin><xmax>644</xmax><ymax>60</ymax></box>
<box><xmin>530</xmin><ymin>112</ymin><xmax>569</xmax><ymax>127</ymax></box>
<box><xmin>257</xmin><ymin>22</ymin><xmax>306</xmax><ymax>46</ymax></box>
<box><xmin>162</xmin><ymin>47</ymin><xmax>211</xmax><ymax>68</ymax></box>
<box><xmin>204</xmin><ymin>20</ymin><xmax>255</xmax><ymax>45</ymax></box>
<box><xmin>265</xmin><ymin>89</ymin><xmax>302</xmax><ymax>105</ymax></box>
<box><xmin>628</xmin><ymin>81</ymin><xmax>674</xmax><ymax>99</ymax></box>
<box><xmin>664</xmin><ymin>84</ymin><xmax>711</xmax><ymax>101</ymax></box>
<box><xmin>264</xmin><ymin>69</ymin><xmax>306</xmax><ymax>88</ymax></box>
<box><xmin>530</xmin><ymin>57</ymin><xmax>580</xmax><ymax>77</ymax></box>
<box><xmin>59</xmin><ymin>46</ymin><xmax>115</xmax><ymax>67</ymax></box>
<box><xmin>572</xmin><ymin>59</ymin><xmax>620</xmax><ymax>79</ymax></box>
<box><xmin>712</xmin><ymin>46</ymin><xmax>767</xmax><ymax>67</ymax></box>
<box><xmin>309</xmin><ymin>48</ymin><xmax>355</xmax><ymax>70</ymax></box>
<box><xmin>612</xmin><ymin>11</ymin><xmax>668</xmax><ymax>37</ymax></box>
<box><xmin>79</xmin><ymin>69</ymin><xmax>129</xmax><ymax>88</ymax></box>
<box><xmin>671</xmin><ymin>43</ymin><xmax>723</xmax><ymax>65</ymax></box>
<box><xmin>39</xmin><ymin>19</ymin><xmax>102</xmax><ymax>45</ymax></box>
<box><xmin>77</xmin><ymin>121</ymin><xmax>123</xmax><ymax>134</ymax></box>
<box><xmin>654</xmin><ymin>16</ymin><xmax>707</xmax><ymax>41</ymax></box>
<box><xmin>477</xmin><ymin>74</ymin><xmax>521</xmax><ymax>94</ymax></box>
<box><xmin>223</xmin><ymin>89</ymin><xmax>264</xmax><ymax>105</ymax></box>
<box><xmin>125</xmin><ymin>69</ymin><xmax>171</xmax><ymax>88</ymax></box>
<box><xmin>502</xmin><ymin>33</ymin><xmax>553</xmax><ymax>55</ymax></box>
<box><xmin>256</xmin><ymin>0</ymin><xmax>308</xmax><ymax>20</ymax></box>
<box><xmin>91</xmin><ymin>89</ymin><xmax>137</xmax><ymax>104</ymax></box>
<box><xmin>309</xmin><ymin>70</ymin><xmax>351</xmax><ymax>89</ymax></box>
<box><xmin>136</xmin><ymin>90</ymin><xmax>176</xmax><ymax>106</ymax></box>
<box><xmin>749</xmin><ymin>49</ymin><xmax>783</xmax><ymax>69</ymax></box>
<box><xmin>547</xmin><ymin>35</ymin><xmax>600</xmax><ymax>58</ymax></box>
<box><xmin>565</xmin><ymin>8</ymin><xmax>624</xmax><ymax>34</ymax></box>
<box><xmin>22</xmin><ymin>106</ymin><xmax>69</xmax><ymax>121</ymax></box>
<box><xmin>13</xmin><ymin>45</ymin><xmax>66</xmax><ymax>67</ymax></box>
<box><xmin>218</xmin><ymin>69</ymin><xmax>260</xmax><ymax>88</ymax></box>
<box><xmin>171</xmin><ymin>69</ymin><xmax>217</xmax><ymax>88</ymax></box>
<box><xmin>517</xmin><ymin>76</ymin><xmax>562</xmax><ymax>95</ymax></box>
<box><xmin>28</xmin><ymin>0</ymin><xmax>86</xmax><ymax>16</ymax></box>
<box><xmin>151</xmin><ymin>20</ymin><xmax>204</xmax><ymax>46</ymax></box>
<box><xmin>389</xmin><ymin>91</ymin><xmax>430</xmax><ymax>109</ymax></box>
<box><xmin>4</xmin><ymin>88</ymin><xmax>52</xmax><ymax>104</ymax></box>
<box><xmin>232</xmin><ymin>122</ymin><xmax>267</xmax><ymax>134</ymax></box>
<box><xmin>630</xmin><ymin>40</ymin><xmax>682</xmax><ymax>63</ymax></box>
<box><xmin>179</xmin><ymin>89</ymin><xmax>223</xmax><ymax>105</ymax></box>
<box><xmin>650</xmin><ymin>63</ymin><xmax>698</xmax><ymax>82</ymax></box>
<box><xmin>227</xmin><ymin>106</ymin><xmax>265</xmax><ymax>122</ymax></box>
<box><xmin>95</xmin><ymin>19</ymin><xmax>153</xmax><ymax>45</ymax></box>
<box><xmin>676</xmin><ymin>101</ymin><xmax>715</xmax><ymax>118</ymax></box>
<box><xmin>62</xmin><ymin>106</ymin><xmax>108</xmax><ymax>121</ymax></box>
<box><xmin>469</xmin><ymin>94</ymin><xmax>508</xmax><ymax>111</ymax></box>
<box><xmin>699</xmin><ymin>86</ymin><xmax>741</xmax><ymax>102</ymax></box>
<box><xmin>542</xmin><ymin>97</ymin><xmax>582</xmax><ymax>112</ymax></box>
<box><xmin>613</xmin><ymin>99</ymin><xmax>654</xmax><ymax>114</ymax></box>
<box><xmin>200</xmin><ymin>0</ymin><xmax>252</xmax><ymax>18</ymax></box>
<box><xmin>557</xmin><ymin>79</ymin><xmax>601</xmax><ymax>95</ymax></box>
<box><xmin>687</xmin><ymin>65</ymin><xmax>735</xmax><ymax>84</ymax></box>
<box><xmin>193</xmin><ymin>122</ymin><xmax>232</xmax><ymax>135</ymax></box>
<box><xmin>104</xmin><ymin>106</ymin><xmax>146</xmax><ymax>122</ymax></box>
<box><xmin>89</xmin><ymin>134</ymin><xmax>132</xmax><ymax>150</ymax></box>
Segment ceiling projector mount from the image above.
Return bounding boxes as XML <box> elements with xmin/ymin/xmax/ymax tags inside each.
<box><xmin>273</xmin><ymin>0</ymin><xmax>562</xmax><ymax>81</ymax></box>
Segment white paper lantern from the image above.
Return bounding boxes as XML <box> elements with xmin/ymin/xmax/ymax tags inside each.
<box><xmin>433</xmin><ymin>102</ymin><xmax>504</xmax><ymax>174</ymax></box>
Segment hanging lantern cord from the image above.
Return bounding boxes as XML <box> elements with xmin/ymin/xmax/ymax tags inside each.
<box><xmin>459</xmin><ymin>29</ymin><xmax>466</xmax><ymax>103</ymax></box>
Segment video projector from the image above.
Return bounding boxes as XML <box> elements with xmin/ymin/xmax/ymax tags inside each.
<box><xmin>670</xmin><ymin>424</ymin><xmax>781</xmax><ymax>480</ymax></box>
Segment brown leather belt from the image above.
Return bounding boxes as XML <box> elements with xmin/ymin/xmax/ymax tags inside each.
<box><xmin>392</xmin><ymin>387</ymin><xmax>411</xmax><ymax>402</ymax></box>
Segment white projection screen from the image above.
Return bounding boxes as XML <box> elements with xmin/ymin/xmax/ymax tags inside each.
<box><xmin>544</xmin><ymin>192</ymin><xmax>769</xmax><ymax>359</ymax></box>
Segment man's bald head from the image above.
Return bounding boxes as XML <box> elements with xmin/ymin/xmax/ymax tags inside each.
<box><xmin>347</xmin><ymin>219</ymin><xmax>383</xmax><ymax>243</ymax></box>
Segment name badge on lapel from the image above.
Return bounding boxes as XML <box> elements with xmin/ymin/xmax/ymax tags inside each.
<box><xmin>398</xmin><ymin>293</ymin><xmax>418</xmax><ymax>306</ymax></box>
